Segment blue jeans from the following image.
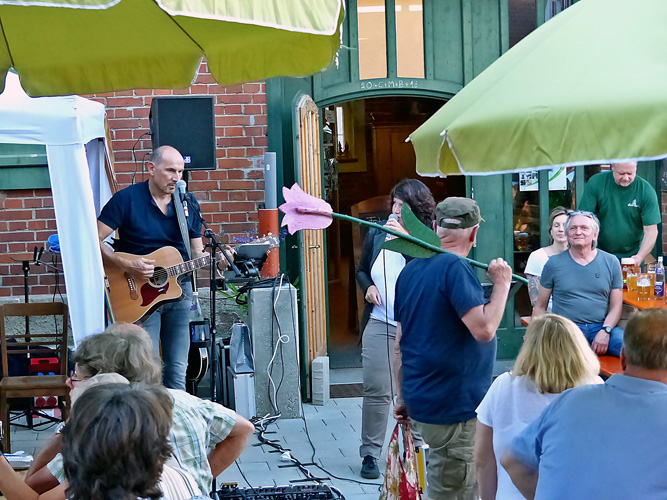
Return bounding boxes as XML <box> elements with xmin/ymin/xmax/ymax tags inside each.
<box><xmin>575</xmin><ymin>322</ymin><xmax>623</xmax><ymax>357</ymax></box>
<box><xmin>140</xmin><ymin>280</ymin><xmax>192</xmax><ymax>390</ymax></box>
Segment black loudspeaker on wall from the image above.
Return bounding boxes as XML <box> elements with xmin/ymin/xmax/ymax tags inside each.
<box><xmin>150</xmin><ymin>96</ymin><xmax>216</xmax><ymax>171</ymax></box>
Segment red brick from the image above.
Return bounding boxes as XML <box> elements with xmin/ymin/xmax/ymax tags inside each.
<box><xmin>225</xmin><ymin>170</ymin><xmax>244</xmax><ymax>180</ymax></box>
<box><xmin>245</xmin><ymin>126</ymin><xmax>264</xmax><ymax>136</ymax></box>
<box><xmin>114</xmin><ymin>129</ymin><xmax>134</xmax><ymax>140</ymax></box>
<box><xmin>247</xmin><ymin>191</ymin><xmax>265</xmax><ymax>201</ymax></box>
<box><xmin>5</xmin><ymin>210</ymin><xmax>33</xmax><ymax>220</ymax></box>
<box><xmin>244</xmin><ymin>105</ymin><xmax>263</xmax><ymax>115</ymax></box>
<box><xmin>218</xmin><ymin>94</ymin><xmax>252</xmax><ymax>104</ymax></box>
<box><xmin>224</xmin><ymin>127</ymin><xmax>246</xmax><ymax>137</ymax></box>
<box><xmin>221</xmin><ymin>84</ymin><xmax>244</xmax><ymax>94</ymax></box>
<box><xmin>210</xmin><ymin>191</ymin><xmax>229</xmax><ymax>202</ymax></box>
<box><xmin>3</xmin><ymin>198</ymin><xmax>23</xmax><ymax>209</ymax></box>
<box><xmin>218</xmin><ymin>137</ymin><xmax>253</xmax><ymax>147</ymax></box>
<box><xmin>247</xmin><ymin>169</ymin><xmax>264</xmax><ymax>179</ymax></box>
<box><xmin>189</xmin><ymin>181</ymin><xmax>218</xmax><ymax>191</ymax></box>
<box><xmin>229</xmin><ymin>191</ymin><xmax>247</xmax><ymax>201</ymax></box>
<box><xmin>190</xmin><ymin>84</ymin><xmax>210</xmax><ymax>94</ymax></box>
<box><xmin>114</xmin><ymin>108</ymin><xmax>133</xmax><ymax>118</ymax></box>
<box><xmin>208</xmin><ymin>171</ymin><xmax>228</xmax><ymax>181</ymax></box>
<box><xmin>8</xmin><ymin>221</ymin><xmax>28</xmax><ymax>231</ymax></box>
<box><xmin>223</xmin><ymin>105</ymin><xmax>243</xmax><ymax>115</ymax></box>
<box><xmin>243</xmin><ymin>83</ymin><xmax>262</xmax><ymax>94</ymax></box>
<box><xmin>199</xmin><ymin>202</ymin><xmax>220</xmax><ymax>213</ymax></box>
<box><xmin>133</xmin><ymin>107</ymin><xmax>150</xmax><ymax>118</ymax></box>
<box><xmin>28</xmin><ymin>220</ymin><xmax>47</xmax><ymax>230</ymax></box>
<box><xmin>223</xmin><ymin>180</ymin><xmax>255</xmax><ymax>190</ymax></box>
<box><xmin>221</xmin><ymin>202</ymin><xmax>257</xmax><ymax>212</ymax></box>
<box><xmin>215</xmin><ymin>149</ymin><xmax>228</xmax><ymax>159</ymax></box>
<box><xmin>173</xmin><ymin>87</ymin><xmax>191</xmax><ymax>95</ymax></box>
<box><xmin>195</xmin><ymin>73</ymin><xmax>217</xmax><ymax>84</ymax></box>
<box><xmin>220</xmin><ymin>158</ymin><xmax>253</xmax><ymax>169</ymax></box>
<box><xmin>228</xmin><ymin>213</ymin><xmax>250</xmax><ymax>222</ymax></box>
<box><xmin>252</xmin><ymin>94</ymin><xmax>267</xmax><ymax>104</ymax></box>
<box><xmin>253</xmin><ymin>115</ymin><xmax>268</xmax><ymax>125</ymax></box>
<box><xmin>190</xmin><ymin>171</ymin><xmax>209</xmax><ymax>181</ymax></box>
<box><xmin>2</xmin><ymin>276</ymin><xmax>25</xmax><ymax>286</ymax></box>
<box><xmin>8</xmin><ymin>243</ymin><xmax>28</xmax><ymax>253</ymax></box>
<box><xmin>35</xmin><ymin>209</ymin><xmax>55</xmax><ymax>219</ymax></box>
<box><xmin>108</xmin><ymin>118</ymin><xmax>143</xmax><ymax>129</ymax></box>
<box><xmin>215</xmin><ymin>115</ymin><xmax>251</xmax><ymax>126</ymax></box>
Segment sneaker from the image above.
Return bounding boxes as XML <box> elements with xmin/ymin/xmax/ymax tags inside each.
<box><xmin>360</xmin><ymin>455</ymin><xmax>380</xmax><ymax>479</ymax></box>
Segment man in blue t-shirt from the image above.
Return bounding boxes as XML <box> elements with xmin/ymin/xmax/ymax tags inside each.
<box><xmin>394</xmin><ymin>197</ymin><xmax>512</xmax><ymax>500</ymax></box>
<box><xmin>98</xmin><ymin>145</ymin><xmax>204</xmax><ymax>390</ymax></box>
<box><xmin>502</xmin><ymin>309</ymin><xmax>667</xmax><ymax>500</ymax></box>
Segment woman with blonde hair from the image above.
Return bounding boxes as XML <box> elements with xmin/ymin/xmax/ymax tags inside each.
<box><xmin>474</xmin><ymin>314</ymin><xmax>602</xmax><ymax>500</ymax></box>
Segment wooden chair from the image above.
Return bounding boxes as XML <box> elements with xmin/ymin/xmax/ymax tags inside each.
<box><xmin>350</xmin><ymin>195</ymin><xmax>392</xmax><ymax>331</ymax></box>
<box><xmin>0</xmin><ymin>302</ymin><xmax>70</xmax><ymax>452</ymax></box>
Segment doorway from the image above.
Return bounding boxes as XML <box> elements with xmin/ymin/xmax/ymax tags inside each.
<box><xmin>322</xmin><ymin>96</ymin><xmax>466</xmax><ymax>368</ymax></box>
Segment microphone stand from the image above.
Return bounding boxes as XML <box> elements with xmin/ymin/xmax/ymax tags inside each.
<box><xmin>188</xmin><ymin>200</ymin><xmax>238</xmax><ymax>405</ymax></box>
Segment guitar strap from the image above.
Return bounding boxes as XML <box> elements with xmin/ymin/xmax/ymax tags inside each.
<box><xmin>173</xmin><ymin>192</ymin><xmax>195</xmax><ymax>289</ymax></box>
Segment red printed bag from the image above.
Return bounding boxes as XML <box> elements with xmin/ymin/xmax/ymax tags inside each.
<box><xmin>379</xmin><ymin>423</ymin><xmax>421</xmax><ymax>500</ymax></box>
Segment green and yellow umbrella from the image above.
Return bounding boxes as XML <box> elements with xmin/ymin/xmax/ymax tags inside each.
<box><xmin>0</xmin><ymin>0</ymin><xmax>344</xmax><ymax>96</ymax></box>
<box><xmin>410</xmin><ymin>0</ymin><xmax>667</xmax><ymax>176</ymax></box>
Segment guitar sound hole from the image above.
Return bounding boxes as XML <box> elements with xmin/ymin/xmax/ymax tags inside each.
<box><xmin>148</xmin><ymin>267</ymin><xmax>169</xmax><ymax>287</ymax></box>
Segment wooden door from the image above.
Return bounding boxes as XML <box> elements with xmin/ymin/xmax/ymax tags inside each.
<box><xmin>296</xmin><ymin>95</ymin><xmax>328</xmax><ymax>366</ymax></box>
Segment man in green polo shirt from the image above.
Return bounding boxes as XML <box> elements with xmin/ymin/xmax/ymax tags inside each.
<box><xmin>579</xmin><ymin>162</ymin><xmax>661</xmax><ymax>264</ymax></box>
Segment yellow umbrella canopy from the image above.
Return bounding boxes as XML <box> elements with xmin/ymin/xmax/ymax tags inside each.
<box><xmin>410</xmin><ymin>0</ymin><xmax>667</xmax><ymax>176</ymax></box>
<box><xmin>0</xmin><ymin>0</ymin><xmax>344</xmax><ymax>96</ymax></box>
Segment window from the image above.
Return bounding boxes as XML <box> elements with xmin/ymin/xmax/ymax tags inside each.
<box><xmin>395</xmin><ymin>0</ymin><xmax>424</xmax><ymax>78</ymax></box>
<box><xmin>357</xmin><ymin>0</ymin><xmax>388</xmax><ymax>79</ymax></box>
<box><xmin>0</xmin><ymin>143</ymin><xmax>50</xmax><ymax>190</ymax></box>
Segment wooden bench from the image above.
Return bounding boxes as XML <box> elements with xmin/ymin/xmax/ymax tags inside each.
<box><xmin>519</xmin><ymin>316</ymin><xmax>622</xmax><ymax>378</ymax></box>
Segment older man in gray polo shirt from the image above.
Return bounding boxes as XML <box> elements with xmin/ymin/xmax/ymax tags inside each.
<box><xmin>533</xmin><ymin>211</ymin><xmax>623</xmax><ymax>356</ymax></box>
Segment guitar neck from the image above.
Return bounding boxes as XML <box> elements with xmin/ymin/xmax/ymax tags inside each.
<box><xmin>168</xmin><ymin>254</ymin><xmax>211</xmax><ymax>278</ymax></box>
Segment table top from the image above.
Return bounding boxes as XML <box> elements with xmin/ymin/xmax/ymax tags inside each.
<box><xmin>623</xmin><ymin>290</ymin><xmax>667</xmax><ymax>310</ymax></box>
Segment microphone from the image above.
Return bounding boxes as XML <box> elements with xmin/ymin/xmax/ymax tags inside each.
<box><xmin>175</xmin><ymin>180</ymin><xmax>189</xmax><ymax>217</ymax></box>
<box><xmin>386</xmin><ymin>213</ymin><xmax>399</xmax><ymax>241</ymax></box>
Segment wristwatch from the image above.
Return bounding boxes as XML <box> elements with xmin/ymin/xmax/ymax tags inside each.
<box><xmin>602</xmin><ymin>326</ymin><xmax>612</xmax><ymax>335</ymax></box>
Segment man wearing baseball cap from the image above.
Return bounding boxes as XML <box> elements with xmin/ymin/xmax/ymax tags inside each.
<box><xmin>393</xmin><ymin>197</ymin><xmax>512</xmax><ymax>500</ymax></box>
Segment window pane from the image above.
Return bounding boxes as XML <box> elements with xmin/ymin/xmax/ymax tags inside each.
<box><xmin>358</xmin><ymin>0</ymin><xmax>388</xmax><ymax>79</ymax></box>
<box><xmin>395</xmin><ymin>0</ymin><xmax>425</xmax><ymax>78</ymax></box>
<box><xmin>509</xmin><ymin>0</ymin><xmax>536</xmax><ymax>48</ymax></box>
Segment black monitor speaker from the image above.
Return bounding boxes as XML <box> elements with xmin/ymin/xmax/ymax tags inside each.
<box><xmin>150</xmin><ymin>96</ymin><xmax>216</xmax><ymax>170</ymax></box>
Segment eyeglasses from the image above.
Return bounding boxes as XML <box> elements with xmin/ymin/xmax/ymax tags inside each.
<box><xmin>568</xmin><ymin>210</ymin><xmax>595</xmax><ymax>219</ymax></box>
<box><xmin>68</xmin><ymin>370</ymin><xmax>84</xmax><ymax>384</ymax></box>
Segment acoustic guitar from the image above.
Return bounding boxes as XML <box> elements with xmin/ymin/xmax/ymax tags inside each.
<box><xmin>104</xmin><ymin>235</ymin><xmax>280</xmax><ymax>324</ymax></box>
<box><xmin>104</xmin><ymin>246</ymin><xmax>212</xmax><ymax>324</ymax></box>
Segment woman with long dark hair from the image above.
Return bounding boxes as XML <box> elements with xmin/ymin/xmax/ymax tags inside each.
<box><xmin>356</xmin><ymin>179</ymin><xmax>435</xmax><ymax>479</ymax></box>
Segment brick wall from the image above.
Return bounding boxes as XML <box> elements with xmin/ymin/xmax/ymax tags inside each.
<box><xmin>0</xmin><ymin>60</ymin><xmax>267</xmax><ymax>298</ymax></box>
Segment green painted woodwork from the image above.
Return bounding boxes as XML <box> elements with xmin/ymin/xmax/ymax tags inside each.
<box><xmin>0</xmin><ymin>166</ymin><xmax>50</xmax><ymax>190</ymax></box>
<box><xmin>268</xmin><ymin>0</ymin><xmax>541</xmax><ymax>363</ymax></box>
<box><xmin>0</xmin><ymin>143</ymin><xmax>50</xmax><ymax>190</ymax></box>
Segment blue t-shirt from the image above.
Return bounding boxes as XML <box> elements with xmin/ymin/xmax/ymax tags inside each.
<box><xmin>511</xmin><ymin>375</ymin><xmax>667</xmax><ymax>500</ymax></box>
<box><xmin>540</xmin><ymin>249</ymin><xmax>622</xmax><ymax>324</ymax></box>
<box><xmin>98</xmin><ymin>181</ymin><xmax>202</xmax><ymax>261</ymax></box>
<box><xmin>394</xmin><ymin>253</ymin><xmax>493</xmax><ymax>425</ymax></box>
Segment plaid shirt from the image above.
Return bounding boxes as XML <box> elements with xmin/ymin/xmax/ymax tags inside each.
<box><xmin>48</xmin><ymin>389</ymin><xmax>237</xmax><ymax>495</ymax></box>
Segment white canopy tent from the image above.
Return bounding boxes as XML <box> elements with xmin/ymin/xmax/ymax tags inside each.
<box><xmin>0</xmin><ymin>72</ymin><xmax>109</xmax><ymax>346</ymax></box>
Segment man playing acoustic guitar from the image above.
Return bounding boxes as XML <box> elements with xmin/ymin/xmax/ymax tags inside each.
<box><xmin>98</xmin><ymin>145</ymin><xmax>205</xmax><ymax>390</ymax></box>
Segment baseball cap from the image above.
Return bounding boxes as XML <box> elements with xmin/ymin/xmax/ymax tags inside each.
<box><xmin>435</xmin><ymin>197</ymin><xmax>484</xmax><ymax>229</ymax></box>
